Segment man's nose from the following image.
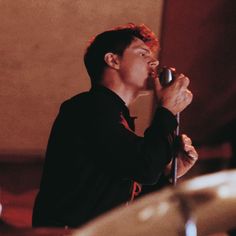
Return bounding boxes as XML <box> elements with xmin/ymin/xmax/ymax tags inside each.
<box><xmin>148</xmin><ymin>59</ymin><xmax>159</xmax><ymax>69</ymax></box>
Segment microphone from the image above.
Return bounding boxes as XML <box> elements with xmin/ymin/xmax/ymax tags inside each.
<box><xmin>158</xmin><ymin>67</ymin><xmax>175</xmax><ymax>86</ymax></box>
<box><xmin>158</xmin><ymin>67</ymin><xmax>179</xmax><ymax>186</ymax></box>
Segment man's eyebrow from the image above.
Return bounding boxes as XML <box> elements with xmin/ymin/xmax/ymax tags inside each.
<box><xmin>135</xmin><ymin>47</ymin><xmax>151</xmax><ymax>54</ymax></box>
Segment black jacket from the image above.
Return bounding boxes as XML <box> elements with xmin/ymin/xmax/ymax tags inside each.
<box><xmin>32</xmin><ymin>86</ymin><xmax>177</xmax><ymax>227</ymax></box>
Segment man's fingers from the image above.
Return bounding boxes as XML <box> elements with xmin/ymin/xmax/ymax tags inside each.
<box><xmin>183</xmin><ymin>145</ymin><xmax>198</xmax><ymax>160</ymax></box>
<box><xmin>175</xmin><ymin>74</ymin><xmax>190</xmax><ymax>89</ymax></box>
<box><xmin>153</xmin><ymin>75</ymin><xmax>162</xmax><ymax>90</ymax></box>
<box><xmin>184</xmin><ymin>90</ymin><xmax>193</xmax><ymax>104</ymax></box>
<box><xmin>181</xmin><ymin>134</ymin><xmax>192</xmax><ymax>145</ymax></box>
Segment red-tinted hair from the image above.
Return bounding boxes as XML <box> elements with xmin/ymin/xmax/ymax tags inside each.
<box><xmin>84</xmin><ymin>23</ymin><xmax>159</xmax><ymax>86</ymax></box>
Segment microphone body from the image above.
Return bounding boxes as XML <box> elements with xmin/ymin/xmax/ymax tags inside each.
<box><xmin>158</xmin><ymin>67</ymin><xmax>175</xmax><ymax>86</ymax></box>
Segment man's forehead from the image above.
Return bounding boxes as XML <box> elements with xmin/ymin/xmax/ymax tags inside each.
<box><xmin>130</xmin><ymin>38</ymin><xmax>150</xmax><ymax>50</ymax></box>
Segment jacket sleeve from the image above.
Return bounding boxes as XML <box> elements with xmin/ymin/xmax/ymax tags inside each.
<box><xmin>85</xmin><ymin>103</ymin><xmax>178</xmax><ymax>185</ymax></box>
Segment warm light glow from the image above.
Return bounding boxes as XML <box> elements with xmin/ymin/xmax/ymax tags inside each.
<box><xmin>217</xmin><ymin>185</ymin><xmax>236</xmax><ymax>199</ymax></box>
<box><xmin>138</xmin><ymin>206</ymin><xmax>155</xmax><ymax>221</ymax></box>
<box><xmin>185</xmin><ymin>218</ymin><xmax>197</xmax><ymax>236</ymax></box>
<box><xmin>184</xmin><ymin>171</ymin><xmax>236</xmax><ymax>191</ymax></box>
<box><xmin>138</xmin><ymin>201</ymin><xmax>169</xmax><ymax>221</ymax></box>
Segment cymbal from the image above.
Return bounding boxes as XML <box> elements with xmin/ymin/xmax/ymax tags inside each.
<box><xmin>72</xmin><ymin>170</ymin><xmax>236</xmax><ymax>236</ymax></box>
<box><xmin>178</xmin><ymin>170</ymin><xmax>236</xmax><ymax>236</ymax></box>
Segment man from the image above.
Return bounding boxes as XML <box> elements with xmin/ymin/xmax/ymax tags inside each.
<box><xmin>32</xmin><ymin>23</ymin><xmax>198</xmax><ymax>228</ymax></box>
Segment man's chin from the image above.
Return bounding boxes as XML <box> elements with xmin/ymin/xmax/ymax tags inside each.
<box><xmin>138</xmin><ymin>88</ymin><xmax>153</xmax><ymax>96</ymax></box>
<box><xmin>137</xmin><ymin>78</ymin><xmax>154</xmax><ymax>96</ymax></box>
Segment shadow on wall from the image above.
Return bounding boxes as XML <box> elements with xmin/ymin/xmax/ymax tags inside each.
<box><xmin>0</xmin><ymin>153</ymin><xmax>43</xmax><ymax>227</ymax></box>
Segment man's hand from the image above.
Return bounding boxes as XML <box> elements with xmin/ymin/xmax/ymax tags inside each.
<box><xmin>153</xmin><ymin>73</ymin><xmax>193</xmax><ymax>115</ymax></box>
<box><xmin>165</xmin><ymin>134</ymin><xmax>198</xmax><ymax>178</ymax></box>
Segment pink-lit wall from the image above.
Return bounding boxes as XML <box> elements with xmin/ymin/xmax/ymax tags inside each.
<box><xmin>0</xmin><ymin>0</ymin><xmax>164</xmax><ymax>154</ymax></box>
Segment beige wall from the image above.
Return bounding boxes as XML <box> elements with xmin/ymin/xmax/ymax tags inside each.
<box><xmin>0</xmin><ymin>0</ymin><xmax>164</xmax><ymax>153</ymax></box>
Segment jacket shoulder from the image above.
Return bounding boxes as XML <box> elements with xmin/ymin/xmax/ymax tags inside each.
<box><xmin>59</xmin><ymin>91</ymin><xmax>92</xmax><ymax>113</ymax></box>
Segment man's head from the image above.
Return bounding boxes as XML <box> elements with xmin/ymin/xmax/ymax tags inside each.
<box><xmin>84</xmin><ymin>23</ymin><xmax>159</xmax><ymax>86</ymax></box>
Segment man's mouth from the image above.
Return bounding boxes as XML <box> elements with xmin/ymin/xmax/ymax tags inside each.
<box><xmin>148</xmin><ymin>70</ymin><xmax>157</xmax><ymax>79</ymax></box>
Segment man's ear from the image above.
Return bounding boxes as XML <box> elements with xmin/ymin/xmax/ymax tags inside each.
<box><xmin>104</xmin><ymin>53</ymin><xmax>120</xmax><ymax>69</ymax></box>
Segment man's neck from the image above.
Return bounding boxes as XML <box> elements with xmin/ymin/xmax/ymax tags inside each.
<box><xmin>100</xmin><ymin>81</ymin><xmax>139</xmax><ymax>107</ymax></box>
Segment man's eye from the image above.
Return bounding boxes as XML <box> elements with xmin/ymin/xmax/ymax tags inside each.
<box><xmin>140</xmin><ymin>52</ymin><xmax>146</xmax><ymax>57</ymax></box>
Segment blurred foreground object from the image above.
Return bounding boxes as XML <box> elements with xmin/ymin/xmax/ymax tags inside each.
<box><xmin>73</xmin><ymin>170</ymin><xmax>236</xmax><ymax>236</ymax></box>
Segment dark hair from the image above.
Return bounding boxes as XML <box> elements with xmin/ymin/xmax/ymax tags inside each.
<box><xmin>84</xmin><ymin>23</ymin><xmax>159</xmax><ymax>85</ymax></box>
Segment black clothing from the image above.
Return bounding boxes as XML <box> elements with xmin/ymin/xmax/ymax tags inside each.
<box><xmin>32</xmin><ymin>86</ymin><xmax>177</xmax><ymax>227</ymax></box>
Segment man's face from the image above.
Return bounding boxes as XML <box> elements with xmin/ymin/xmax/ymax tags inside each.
<box><xmin>118</xmin><ymin>37</ymin><xmax>159</xmax><ymax>91</ymax></box>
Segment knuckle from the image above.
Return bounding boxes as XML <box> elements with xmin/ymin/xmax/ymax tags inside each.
<box><xmin>185</xmin><ymin>76</ymin><xmax>190</xmax><ymax>84</ymax></box>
